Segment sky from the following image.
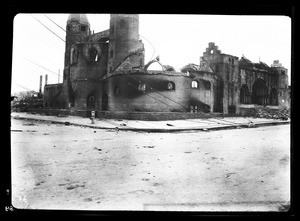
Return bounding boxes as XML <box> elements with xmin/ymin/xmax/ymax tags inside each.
<box><xmin>11</xmin><ymin>14</ymin><xmax>291</xmax><ymax>94</ymax></box>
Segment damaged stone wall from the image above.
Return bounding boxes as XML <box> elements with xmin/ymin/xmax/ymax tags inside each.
<box><xmin>106</xmin><ymin>72</ymin><xmax>215</xmax><ymax>113</ymax></box>
<box><xmin>202</xmin><ymin>42</ymin><xmax>239</xmax><ymax>114</ymax></box>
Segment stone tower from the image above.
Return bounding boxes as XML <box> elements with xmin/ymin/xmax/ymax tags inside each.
<box><xmin>271</xmin><ymin>60</ymin><xmax>290</xmax><ymax>110</ymax></box>
<box><xmin>64</xmin><ymin>14</ymin><xmax>90</xmax><ymax>69</ymax></box>
<box><xmin>63</xmin><ymin>14</ymin><xmax>90</xmax><ymax>108</ymax></box>
<box><xmin>107</xmin><ymin>14</ymin><xmax>144</xmax><ymax>74</ymax></box>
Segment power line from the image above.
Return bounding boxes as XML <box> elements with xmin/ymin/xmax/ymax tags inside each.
<box><xmin>12</xmin><ymin>81</ymin><xmax>35</xmax><ymax>92</ymax></box>
<box><xmin>44</xmin><ymin>14</ymin><xmax>80</xmax><ymax>44</ymax></box>
<box><xmin>18</xmin><ymin>54</ymin><xmax>60</xmax><ymax>77</ymax></box>
<box><xmin>31</xmin><ymin>15</ymin><xmax>65</xmax><ymax>43</ymax></box>
<box><xmin>44</xmin><ymin>15</ymin><xmax>67</xmax><ymax>34</ymax></box>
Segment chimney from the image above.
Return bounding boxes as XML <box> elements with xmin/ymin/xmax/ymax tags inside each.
<box><xmin>58</xmin><ymin>69</ymin><xmax>60</xmax><ymax>83</ymax></box>
<box><xmin>39</xmin><ymin>75</ymin><xmax>42</xmax><ymax>93</ymax></box>
<box><xmin>45</xmin><ymin>74</ymin><xmax>48</xmax><ymax>85</ymax></box>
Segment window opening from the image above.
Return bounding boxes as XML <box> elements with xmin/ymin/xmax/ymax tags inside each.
<box><xmin>70</xmin><ymin>47</ymin><xmax>78</xmax><ymax>64</ymax></box>
<box><xmin>204</xmin><ymin>81</ymin><xmax>211</xmax><ymax>90</ymax></box>
<box><xmin>81</xmin><ymin>25</ymin><xmax>86</xmax><ymax>32</ymax></box>
<box><xmin>167</xmin><ymin>82</ymin><xmax>175</xmax><ymax>90</ymax></box>
<box><xmin>89</xmin><ymin>48</ymin><xmax>98</xmax><ymax>61</ymax></box>
<box><xmin>138</xmin><ymin>83</ymin><xmax>146</xmax><ymax>92</ymax></box>
<box><xmin>114</xmin><ymin>86</ymin><xmax>120</xmax><ymax>95</ymax></box>
<box><xmin>191</xmin><ymin>80</ymin><xmax>199</xmax><ymax>89</ymax></box>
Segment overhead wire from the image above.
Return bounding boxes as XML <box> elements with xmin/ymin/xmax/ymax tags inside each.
<box><xmin>31</xmin><ymin>15</ymin><xmax>65</xmax><ymax>43</ymax></box>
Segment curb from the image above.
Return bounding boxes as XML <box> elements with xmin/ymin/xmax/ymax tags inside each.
<box><xmin>12</xmin><ymin>116</ymin><xmax>290</xmax><ymax>133</ymax></box>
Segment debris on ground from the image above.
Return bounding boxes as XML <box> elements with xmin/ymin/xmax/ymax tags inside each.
<box><xmin>247</xmin><ymin>108</ymin><xmax>290</xmax><ymax>120</ymax></box>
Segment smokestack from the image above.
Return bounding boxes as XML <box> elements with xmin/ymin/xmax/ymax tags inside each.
<box><xmin>39</xmin><ymin>75</ymin><xmax>42</xmax><ymax>93</ymax></box>
<box><xmin>45</xmin><ymin>74</ymin><xmax>48</xmax><ymax>85</ymax></box>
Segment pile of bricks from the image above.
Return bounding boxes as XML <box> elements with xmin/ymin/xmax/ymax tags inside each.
<box><xmin>251</xmin><ymin>108</ymin><xmax>290</xmax><ymax>120</ymax></box>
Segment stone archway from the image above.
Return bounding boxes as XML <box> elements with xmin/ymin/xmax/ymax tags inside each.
<box><xmin>240</xmin><ymin>84</ymin><xmax>250</xmax><ymax>104</ymax></box>
<box><xmin>252</xmin><ymin>78</ymin><xmax>268</xmax><ymax>105</ymax></box>
<box><xmin>87</xmin><ymin>94</ymin><xmax>96</xmax><ymax>109</ymax></box>
<box><xmin>270</xmin><ymin>88</ymin><xmax>278</xmax><ymax>106</ymax></box>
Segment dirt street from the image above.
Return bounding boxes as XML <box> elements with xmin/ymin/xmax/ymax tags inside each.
<box><xmin>10</xmin><ymin>118</ymin><xmax>290</xmax><ymax>211</ymax></box>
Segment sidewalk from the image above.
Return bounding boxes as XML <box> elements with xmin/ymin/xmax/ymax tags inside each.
<box><xmin>11</xmin><ymin>112</ymin><xmax>290</xmax><ymax>132</ymax></box>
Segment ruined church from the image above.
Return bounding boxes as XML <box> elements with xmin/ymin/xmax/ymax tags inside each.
<box><xmin>43</xmin><ymin>14</ymin><xmax>290</xmax><ymax>119</ymax></box>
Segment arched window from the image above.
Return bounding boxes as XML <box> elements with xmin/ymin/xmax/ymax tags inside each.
<box><xmin>252</xmin><ymin>79</ymin><xmax>268</xmax><ymax>105</ymax></box>
<box><xmin>70</xmin><ymin>47</ymin><xmax>78</xmax><ymax>64</ymax></box>
<box><xmin>270</xmin><ymin>88</ymin><xmax>278</xmax><ymax>106</ymax></box>
<box><xmin>191</xmin><ymin>80</ymin><xmax>199</xmax><ymax>89</ymax></box>
<box><xmin>138</xmin><ymin>83</ymin><xmax>146</xmax><ymax>92</ymax></box>
<box><xmin>240</xmin><ymin>84</ymin><xmax>250</xmax><ymax>104</ymax></box>
<box><xmin>87</xmin><ymin>95</ymin><xmax>95</xmax><ymax>108</ymax></box>
<box><xmin>89</xmin><ymin>48</ymin><xmax>98</xmax><ymax>61</ymax></box>
<box><xmin>204</xmin><ymin>81</ymin><xmax>211</xmax><ymax>90</ymax></box>
<box><xmin>167</xmin><ymin>82</ymin><xmax>175</xmax><ymax>90</ymax></box>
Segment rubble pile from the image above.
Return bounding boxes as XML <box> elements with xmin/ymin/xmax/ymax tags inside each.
<box><xmin>249</xmin><ymin>108</ymin><xmax>290</xmax><ymax>120</ymax></box>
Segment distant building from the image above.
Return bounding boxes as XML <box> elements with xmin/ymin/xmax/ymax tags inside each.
<box><xmin>43</xmin><ymin>14</ymin><xmax>290</xmax><ymax>118</ymax></box>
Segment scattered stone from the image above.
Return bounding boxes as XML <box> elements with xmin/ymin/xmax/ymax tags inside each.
<box><xmin>143</xmin><ymin>145</ymin><xmax>155</xmax><ymax>148</ymax></box>
<box><xmin>66</xmin><ymin>184</ymin><xmax>85</xmax><ymax>190</ymax></box>
<box><xmin>142</xmin><ymin>178</ymin><xmax>149</xmax><ymax>181</ymax></box>
<box><xmin>166</xmin><ymin>123</ymin><xmax>174</xmax><ymax>126</ymax></box>
<box><xmin>84</xmin><ymin>198</ymin><xmax>93</xmax><ymax>202</ymax></box>
<box><xmin>43</xmin><ymin>133</ymin><xmax>49</xmax><ymax>135</ymax></box>
<box><xmin>23</xmin><ymin>123</ymin><xmax>35</xmax><ymax>126</ymax></box>
<box><xmin>225</xmin><ymin>172</ymin><xmax>236</xmax><ymax>178</ymax></box>
<box><xmin>64</xmin><ymin>122</ymin><xmax>70</xmax><ymax>126</ymax></box>
<box><xmin>248</xmin><ymin>108</ymin><xmax>290</xmax><ymax>120</ymax></box>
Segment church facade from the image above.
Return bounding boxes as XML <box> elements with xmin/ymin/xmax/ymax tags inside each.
<box><xmin>43</xmin><ymin>14</ymin><xmax>290</xmax><ymax>119</ymax></box>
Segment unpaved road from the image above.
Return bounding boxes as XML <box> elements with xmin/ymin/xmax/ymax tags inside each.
<box><xmin>11</xmin><ymin>118</ymin><xmax>290</xmax><ymax>211</ymax></box>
